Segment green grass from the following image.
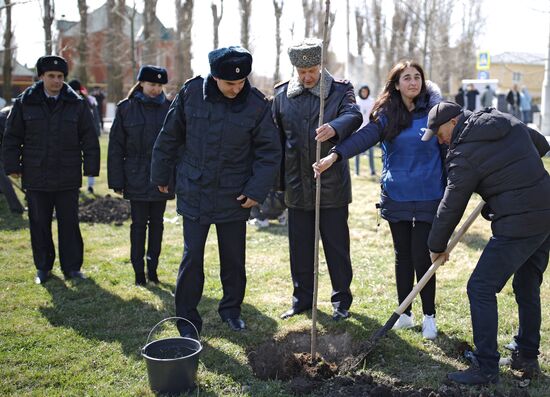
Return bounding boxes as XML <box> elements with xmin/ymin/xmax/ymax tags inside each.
<box><xmin>0</xmin><ymin>137</ymin><xmax>549</xmax><ymax>396</ymax></box>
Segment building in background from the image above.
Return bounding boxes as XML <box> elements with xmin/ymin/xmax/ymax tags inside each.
<box><xmin>0</xmin><ymin>51</ymin><xmax>35</xmax><ymax>100</ymax></box>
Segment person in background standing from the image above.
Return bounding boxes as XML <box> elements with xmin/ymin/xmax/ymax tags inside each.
<box><xmin>2</xmin><ymin>55</ymin><xmax>100</xmax><ymax>284</ymax></box>
<box><xmin>480</xmin><ymin>85</ymin><xmax>495</xmax><ymax>108</ymax></box>
<box><xmin>454</xmin><ymin>87</ymin><xmax>465</xmax><ymax>108</ymax></box>
<box><xmin>108</xmin><ymin>66</ymin><xmax>174</xmax><ymax>286</ymax></box>
<box><xmin>68</xmin><ymin>79</ymin><xmax>101</xmax><ymax>194</ymax></box>
<box><xmin>91</xmin><ymin>86</ymin><xmax>105</xmax><ymax>131</ymax></box>
<box><xmin>356</xmin><ymin>84</ymin><xmax>376</xmax><ymax>176</ymax></box>
<box><xmin>466</xmin><ymin>84</ymin><xmax>479</xmax><ymax>111</ymax></box>
<box><xmin>520</xmin><ymin>86</ymin><xmax>532</xmax><ymax>124</ymax></box>
<box><xmin>506</xmin><ymin>84</ymin><xmax>521</xmax><ymax>120</ymax></box>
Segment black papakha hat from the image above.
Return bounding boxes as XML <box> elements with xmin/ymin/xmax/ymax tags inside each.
<box><xmin>137</xmin><ymin>65</ymin><xmax>168</xmax><ymax>84</ymax></box>
<box><xmin>36</xmin><ymin>55</ymin><xmax>68</xmax><ymax>77</ymax></box>
<box><xmin>208</xmin><ymin>46</ymin><xmax>252</xmax><ymax>81</ymax></box>
<box><xmin>421</xmin><ymin>101</ymin><xmax>463</xmax><ymax>141</ymax></box>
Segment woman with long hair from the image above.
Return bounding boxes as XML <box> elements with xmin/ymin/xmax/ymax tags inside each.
<box><xmin>313</xmin><ymin>60</ymin><xmax>445</xmax><ymax>339</ymax></box>
<box><xmin>108</xmin><ymin>65</ymin><xmax>174</xmax><ymax>286</ymax></box>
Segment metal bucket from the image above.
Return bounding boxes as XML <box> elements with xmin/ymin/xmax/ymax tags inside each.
<box><xmin>141</xmin><ymin>317</ymin><xmax>202</xmax><ymax>394</ymax></box>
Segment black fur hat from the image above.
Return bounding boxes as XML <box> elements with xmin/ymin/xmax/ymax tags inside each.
<box><xmin>137</xmin><ymin>65</ymin><xmax>168</xmax><ymax>84</ymax></box>
<box><xmin>36</xmin><ymin>55</ymin><xmax>68</xmax><ymax>77</ymax></box>
<box><xmin>208</xmin><ymin>46</ymin><xmax>252</xmax><ymax>81</ymax></box>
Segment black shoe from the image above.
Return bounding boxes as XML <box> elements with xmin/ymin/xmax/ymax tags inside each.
<box><xmin>35</xmin><ymin>270</ymin><xmax>51</xmax><ymax>284</ymax></box>
<box><xmin>87</xmin><ymin>186</ymin><xmax>94</xmax><ymax>194</ymax></box>
<box><xmin>135</xmin><ymin>273</ymin><xmax>146</xmax><ymax>286</ymax></box>
<box><xmin>280</xmin><ymin>307</ymin><xmax>308</xmax><ymax>319</ymax></box>
<box><xmin>224</xmin><ymin>317</ymin><xmax>246</xmax><ymax>331</ymax></box>
<box><xmin>332</xmin><ymin>308</ymin><xmax>350</xmax><ymax>321</ymax></box>
<box><xmin>511</xmin><ymin>350</ymin><xmax>541</xmax><ymax>377</ymax></box>
<box><xmin>64</xmin><ymin>270</ymin><xmax>87</xmax><ymax>280</ymax></box>
<box><xmin>447</xmin><ymin>365</ymin><xmax>499</xmax><ymax>385</ymax></box>
<box><xmin>147</xmin><ymin>270</ymin><xmax>159</xmax><ymax>284</ymax></box>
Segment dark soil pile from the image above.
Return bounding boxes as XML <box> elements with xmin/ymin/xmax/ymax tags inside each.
<box><xmin>248</xmin><ymin>331</ymin><xmax>534</xmax><ymax>397</ymax></box>
<box><xmin>79</xmin><ymin>195</ymin><xmax>130</xmax><ymax>224</ymax></box>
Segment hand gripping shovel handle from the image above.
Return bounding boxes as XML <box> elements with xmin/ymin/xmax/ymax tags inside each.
<box><xmin>348</xmin><ymin>200</ymin><xmax>485</xmax><ymax>371</ymax></box>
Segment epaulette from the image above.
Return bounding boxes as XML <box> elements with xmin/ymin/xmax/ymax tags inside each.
<box><xmin>333</xmin><ymin>78</ymin><xmax>350</xmax><ymax>85</ymax></box>
<box><xmin>116</xmin><ymin>98</ymin><xmax>129</xmax><ymax>107</ymax></box>
<box><xmin>274</xmin><ymin>80</ymin><xmax>289</xmax><ymax>89</ymax></box>
<box><xmin>184</xmin><ymin>75</ymin><xmax>202</xmax><ymax>85</ymax></box>
<box><xmin>250</xmin><ymin>87</ymin><xmax>269</xmax><ymax>101</ymax></box>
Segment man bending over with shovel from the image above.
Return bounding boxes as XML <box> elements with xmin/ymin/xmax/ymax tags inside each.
<box><xmin>421</xmin><ymin>101</ymin><xmax>550</xmax><ymax>385</ymax></box>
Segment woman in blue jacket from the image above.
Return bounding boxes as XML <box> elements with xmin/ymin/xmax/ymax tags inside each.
<box><xmin>108</xmin><ymin>66</ymin><xmax>174</xmax><ymax>286</ymax></box>
<box><xmin>313</xmin><ymin>60</ymin><xmax>444</xmax><ymax>339</ymax></box>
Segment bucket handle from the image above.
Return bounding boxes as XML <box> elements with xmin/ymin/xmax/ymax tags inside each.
<box><xmin>145</xmin><ymin>316</ymin><xmax>200</xmax><ymax>347</ymax></box>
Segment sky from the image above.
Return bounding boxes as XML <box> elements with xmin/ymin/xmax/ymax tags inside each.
<box><xmin>3</xmin><ymin>0</ymin><xmax>550</xmax><ymax>81</ymax></box>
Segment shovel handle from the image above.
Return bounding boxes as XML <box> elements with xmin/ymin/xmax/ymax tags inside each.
<box><xmin>394</xmin><ymin>200</ymin><xmax>485</xmax><ymax>316</ymax></box>
<box><xmin>145</xmin><ymin>316</ymin><xmax>200</xmax><ymax>346</ymax></box>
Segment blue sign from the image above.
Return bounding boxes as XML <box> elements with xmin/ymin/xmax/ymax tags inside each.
<box><xmin>478</xmin><ymin>71</ymin><xmax>490</xmax><ymax>80</ymax></box>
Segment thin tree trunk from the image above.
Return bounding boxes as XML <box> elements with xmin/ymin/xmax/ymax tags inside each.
<box><xmin>175</xmin><ymin>0</ymin><xmax>193</xmax><ymax>86</ymax></box>
<box><xmin>239</xmin><ymin>0</ymin><xmax>252</xmax><ymax>50</ymax></box>
<box><xmin>77</xmin><ymin>0</ymin><xmax>88</xmax><ymax>85</ymax></box>
<box><xmin>43</xmin><ymin>0</ymin><xmax>55</xmax><ymax>55</ymax></box>
<box><xmin>211</xmin><ymin>0</ymin><xmax>223</xmax><ymax>49</ymax></box>
<box><xmin>2</xmin><ymin>0</ymin><xmax>13</xmax><ymax>102</ymax></box>
<box><xmin>106</xmin><ymin>0</ymin><xmax>125</xmax><ymax>102</ymax></box>
<box><xmin>273</xmin><ymin>0</ymin><xmax>283</xmax><ymax>83</ymax></box>
<box><xmin>142</xmin><ymin>0</ymin><xmax>158</xmax><ymax>65</ymax></box>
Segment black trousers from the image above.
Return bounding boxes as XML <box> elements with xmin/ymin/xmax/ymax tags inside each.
<box><xmin>175</xmin><ymin>218</ymin><xmax>246</xmax><ymax>335</ymax></box>
<box><xmin>130</xmin><ymin>200</ymin><xmax>167</xmax><ymax>275</ymax></box>
<box><xmin>26</xmin><ymin>189</ymin><xmax>83</xmax><ymax>273</ymax></box>
<box><xmin>287</xmin><ymin>206</ymin><xmax>353</xmax><ymax>312</ymax></box>
<box><xmin>388</xmin><ymin>221</ymin><xmax>435</xmax><ymax>316</ymax></box>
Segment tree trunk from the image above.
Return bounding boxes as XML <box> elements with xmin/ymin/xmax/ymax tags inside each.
<box><xmin>365</xmin><ymin>0</ymin><xmax>385</xmax><ymax>95</ymax></box>
<box><xmin>142</xmin><ymin>0</ymin><xmax>158</xmax><ymax>65</ymax></box>
<box><xmin>106</xmin><ymin>0</ymin><xmax>125</xmax><ymax>102</ymax></box>
<box><xmin>211</xmin><ymin>0</ymin><xmax>223</xmax><ymax>49</ymax></box>
<box><xmin>77</xmin><ymin>0</ymin><xmax>88</xmax><ymax>85</ymax></box>
<box><xmin>175</xmin><ymin>0</ymin><xmax>194</xmax><ymax>86</ymax></box>
<box><xmin>239</xmin><ymin>0</ymin><xmax>252</xmax><ymax>50</ymax></box>
<box><xmin>2</xmin><ymin>0</ymin><xmax>13</xmax><ymax>102</ymax></box>
<box><xmin>42</xmin><ymin>0</ymin><xmax>55</xmax><ymax>55</ymax></box>
<box><xmin>273</xmin><ymin>0</ymin><xmax>283</xmax><ymax>83</ymax></box>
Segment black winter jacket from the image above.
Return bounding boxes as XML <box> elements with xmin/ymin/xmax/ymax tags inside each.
<box><xmin>2</xmin><ymin>81</ymin><xmax>100</xmax><ymax>191</ymax></box>
<box><xmin>107</xmin><ymin>92</ymin><xmax>174</xmax><ymax>201</ymax></box>
<box><xmin>272</xmin><ymin>75</ymin><xmax>362</xmax><ymax>210</ymax></box>
<box><xmin>428</xmin><ymin>108</ymin><xmax>550</xmax><ymax>252</ymax></box>
<box><xmin>151</xmin><ymin>75</ymin><xmax>281</xmax><ymax>224</ymax></box>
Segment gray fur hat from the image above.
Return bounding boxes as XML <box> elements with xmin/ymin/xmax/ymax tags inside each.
<box><xmin>287</xmin><ymin>38</ymin><xmax>322</xmax><ymax>68</ymax></box>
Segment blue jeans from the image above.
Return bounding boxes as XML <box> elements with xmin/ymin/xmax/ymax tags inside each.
<box><xmin>468</xmin><ymin>232</ymin><xmax>550</xmax><ymax>376</ymax></box>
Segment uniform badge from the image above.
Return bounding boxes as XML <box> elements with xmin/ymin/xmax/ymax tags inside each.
<box><xmin>236</xmin><ymin>67</ymin><xmax>240</xmax><ymax>73</ymax></box>
<box><xmin>157</xmin><ymin>73</ymin><xmax>162</xmax><ymax>79</ymax></box>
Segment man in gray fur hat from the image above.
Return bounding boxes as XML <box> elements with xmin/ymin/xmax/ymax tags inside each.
<box><xmin>272</xmin><ymin>38</ymin><xmax>362</xmax><ymax>321</ymax></box>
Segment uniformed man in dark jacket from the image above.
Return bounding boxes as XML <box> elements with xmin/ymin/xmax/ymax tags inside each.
<box><xmin>0</xmin><ymin>106</ymin><xmax>25</xmax><ymax>214</ymax></box>
<box><xmin>272</xmin><ymin>39</ymin><xmax>362</xmax><ymax>321</ymax></box>
<box><xmin>151</xmin><ymin>46</ymin><xmax>280</xmax><ymax>335</ymax></box>
<box><xmin>2</xmin><ymin>55</ymin><xmax>100</xmax><ymax>284</ymax></box>
<box><xmin>421</xmin><ymin>101</ymin><xmax>550</xmax><ymax>385</ymax></box>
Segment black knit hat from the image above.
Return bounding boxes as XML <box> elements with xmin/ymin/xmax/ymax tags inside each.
<box><xmin>137</xmin><ymin>65</ymin><xmax>168</xmax><ymax>84</ymax></box>
<box><xmin>36</xmin><ymin>55</ymin><xmax>68</xmax><ymax>77</ymax></box>
<box><xmin>68</xmin><ymin>79</ymin><xmax>82</xmax><ymax>92</ymax></box>
<box><xmin>208</xmin><ymin>46</ymin><xmax>252</xmax><ymax>81</ymax></box>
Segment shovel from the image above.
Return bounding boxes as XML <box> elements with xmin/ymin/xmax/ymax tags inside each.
<box><xmin>340</xmin><ymin>199</ymin><xmax>485</xmax><ymax>373</ymax></box>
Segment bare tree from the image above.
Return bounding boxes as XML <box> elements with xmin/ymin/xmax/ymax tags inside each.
<box><xmin>302</xmin><ymin>0</ymin><xmax>335</xmax><ymax>45</ymax></box>
<box><xmin>77</xmin><ymin>0</ymin><xmax>88</xmax><ymax>86</ymax></box>
<box><xmin>211</xmin><ymin>0</ymin><xmax>223</xmax><ymax>49</ymax></box>
<box><xmin>454</xmin><ymin>0</ymin><xmax>485</xmax><ymax>81</ymax></box>
<box><xmin>430</xmin><ymin>0</ymin><xmax>453</xmax><ymax>93</ymax></box>
<box><xmin>2</xmin><ymin>0</ymin><xmax>13</xmax><ymax>102</ymax></box>
<box><xmin>142</xmin><ymin>0</ymin><xmax>158</xmax><ymax>65</ymax></box>
<box><xmin>175</xmin><ymin>0</ymin><xmax>193</xmax><ymax>86</ymax></box>
<box><xmin>42</xmin><ymin>0</ymin><xmax>55</xmax><ymax>55</ymax></box>
<box><xmin>363</xmin><ymin>0</ymin><xmax>386</xmax><ymax>95</ymax></box>
<box><xmin>106</xmin><ymin>0</ymin><xmax>126</xmax><ymax>102</ymax></box>
<box><xmin>354</xmin><ymin>4</ymin><xmax>365</xmax><ymax>58</ymax></box>
<box><xmin>239</xmin><ymin>0</ymin><xmax>252</xmax><ymax>50</ymax></box>
<box><xmin>273</xmin><ymin>0</ymin><xmax>284</xmax><ymax>83</ymax></box>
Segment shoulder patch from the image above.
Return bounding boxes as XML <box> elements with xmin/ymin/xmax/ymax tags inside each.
<box><xmin>274</xmin><ymin>80</ymin><xmax>289</xmax><ymax>89</ymax></box>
